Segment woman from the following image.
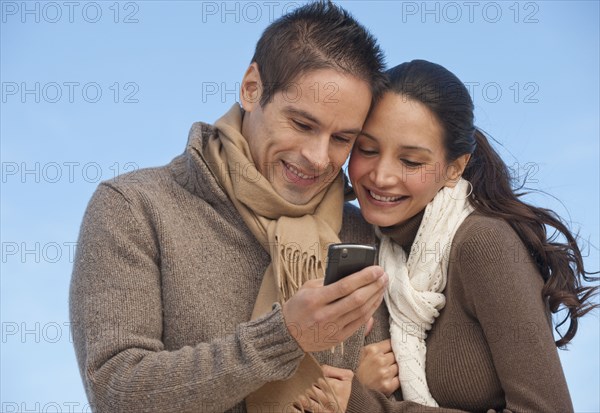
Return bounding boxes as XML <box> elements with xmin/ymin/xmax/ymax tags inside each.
<box><xmin>301</xmin><ymin>60</ymin><xmax>597</xmax><ymax>412</ymax></box>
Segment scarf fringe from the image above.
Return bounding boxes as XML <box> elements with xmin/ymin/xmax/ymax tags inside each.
<box><xmin>207</xmin><ymin>105</ymin><xmax>345</xmax><ymax>411</ymax></box>
<box><xmin>278</xmin><ymin>245</ymin><xmax>322</xmax><ymax>303</ymax></box>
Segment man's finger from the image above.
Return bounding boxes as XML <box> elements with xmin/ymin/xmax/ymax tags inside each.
<box><xmin>364</xmin><ymin>316</ymin><xmax>375</xmax><ymax>337</ymax></box>
<box><xmin>322</xmin><ymin>364</ymin><xmax>353</xmax><ymax>380</ymax></box>
<box><xmin>334</xmin><ymin>281</ymin><xmax>386</xmax><ymax>332</ymax></box>
<box><xmin>321</xmin><ymin>265</ymin><xmax>386</xmax><ymax>303</ymax></box>
<box><xmin>326</xmin><ymin>273</ymin><xmax>386</xmax><ymax>321</ymax></box>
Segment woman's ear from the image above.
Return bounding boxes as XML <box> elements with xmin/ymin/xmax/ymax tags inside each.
<box><xmin>444</xmin><ymin>153</ymin><xmax>471</xmax><ymax>188</ymax></box>
<box><xmin>240</xmin><ymin>62</ymin><xmax>263</xmax><ymax>112</ymax></box>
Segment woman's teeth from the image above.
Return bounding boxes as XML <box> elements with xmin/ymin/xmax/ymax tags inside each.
<box><xmin>370</xmin><ymin>190</ymin><xmax>403</xmax><ymax>202</ymax></box>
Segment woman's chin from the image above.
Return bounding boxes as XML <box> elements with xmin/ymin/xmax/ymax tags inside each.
<box><xmin>362</xmin><ymin>210</ymin><xmax>401</xmax><ymax>228</ymax></box>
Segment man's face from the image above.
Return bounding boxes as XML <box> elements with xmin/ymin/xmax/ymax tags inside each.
<box><xmin>241</xmin><ymin>66</ymin><xmax>372</xmax><ymax>205</ymax></box>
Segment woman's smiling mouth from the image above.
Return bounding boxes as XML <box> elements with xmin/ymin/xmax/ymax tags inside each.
<box><xmin>367</xmin><ymin>188</ymin><xmax>409</xmax><ymax>204</ymax></box>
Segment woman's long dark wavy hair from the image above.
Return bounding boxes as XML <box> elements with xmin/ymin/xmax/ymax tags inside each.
<box><xmin>386</xmin><ymin>59</ymin><xmax>597</xmax><ymax>347</ymax></box>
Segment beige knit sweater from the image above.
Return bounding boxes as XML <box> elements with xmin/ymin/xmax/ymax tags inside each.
<box><xmin>70</xmin><ymin>121</ymin><xmax>398</xmax><ymax>412</ymax></box>
<box><xmin>71</xmin><ymin>119</ymin><xmax>570</xmax><ymax>413</ymax></box>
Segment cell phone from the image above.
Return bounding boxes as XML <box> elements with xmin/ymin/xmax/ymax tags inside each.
<box><xmin>324</xmin><ymin>243</ymin><xmax>377</xmax><ymax>285</ymax></box>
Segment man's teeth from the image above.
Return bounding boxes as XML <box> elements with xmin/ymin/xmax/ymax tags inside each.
<box><xmin>287</xmin><ymin>163</ymin><xmax>314</xmax><ymax>180</ymax></box>
<box><xmin>370</xmin><ymin>190</ymin><xmax>402</xmax><ymax>202</ymax></box>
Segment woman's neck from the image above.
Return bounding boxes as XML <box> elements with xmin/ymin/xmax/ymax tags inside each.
<box><xmin>378</xmin><ymin>210</ymin><xmax>425</xmax><ymax>253</ymax></box>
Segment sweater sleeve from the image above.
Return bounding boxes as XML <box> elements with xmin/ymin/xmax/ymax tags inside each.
<box><xmin>69</xmin><ymin>183</ymin><xmax>305</xmax><ymax>412</ymax></box>
<box><xmin>454</xmin><ymin>217</ymin><xmax>574</xmax><ymax>413</ymax></box>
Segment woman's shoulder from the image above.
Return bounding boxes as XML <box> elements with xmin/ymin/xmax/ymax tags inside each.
<box><xmin>457</xmin><ymin>210</ymin><xmax>511</xmax><ymax>232</ymax></box>
<box><xmin>454</xmin><ymin>211</ymin><xmax>521</xmax><ymax>247</ymax></box>
<box><xmin>451</xmin><ymin>211</ymin><xmax>536</xmax><ymax>275</ymax></box>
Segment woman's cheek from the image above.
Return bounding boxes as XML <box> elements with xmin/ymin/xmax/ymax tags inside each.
<box><xmin>347</xmin><ymin>155</ymin><xmax>364</xmax><ymax>183</ymax></box>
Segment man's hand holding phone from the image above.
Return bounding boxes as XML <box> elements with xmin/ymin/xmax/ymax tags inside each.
<box><xmin>281</xmin><ymin>244</ymin><xmax>387</xmax><ymax>353</ymax></box>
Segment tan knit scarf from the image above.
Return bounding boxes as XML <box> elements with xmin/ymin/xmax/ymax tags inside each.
<box><xmin>203</xmin><ymin>104</ymin><xmax>343</xmax><ymax>411</ymax></box>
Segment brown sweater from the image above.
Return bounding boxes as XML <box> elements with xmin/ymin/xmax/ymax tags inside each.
<box><xmin>70</xmin><ymin>121</ymin><xmax>398</xmax><ymax>412</ymax></box>
<box><xmin>71</xmin><ymin>119</ymin><xmax>571</xmax><ymax>413</ymax></box>
<box><xmin>348</xmin><ymin>211</ymin><xmax>574</xmax><ymax>413</ymax></box>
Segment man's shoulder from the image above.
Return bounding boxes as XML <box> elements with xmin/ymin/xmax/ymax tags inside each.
<box><xmin>98</xmin><ymin>120</ymin><xmax>219</xmax><ymax>199</ymax></box>
<box><xmin>340</xmin><ymin>201</ymin><xmax>375</xmax><ymax>244</ymax></box>
<box><xmin>341</xmin><ymin>201</ymin><xmax>362</xmax><ymax>222</ymax></box>
<box><xmin>101</xmin><ymin>162</ymin><xmax>174</xmax><ymax>194</ymax></box>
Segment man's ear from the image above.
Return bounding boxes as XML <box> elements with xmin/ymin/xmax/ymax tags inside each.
<box><xmin>240</xmin><ymin>62</ymin><xmax>263</xmax><ymax>112</ymax></box>
<box><xmin>444</xmin><ymin>153</ymin><xmax>471</xmax><ymax>188</ymax></box>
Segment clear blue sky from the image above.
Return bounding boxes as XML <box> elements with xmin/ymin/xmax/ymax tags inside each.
<box><xmin>1</xmin><ymin>1</ymin><xmax>598</xmax><ymax>411</ymax></box>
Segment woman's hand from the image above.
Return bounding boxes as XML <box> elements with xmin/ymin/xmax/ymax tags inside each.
<box><xmin>298</xmin><ymin>365</ymin><xmax>354</xmax><ymax>413</ymax></box>
<box><xmin>356</xmin><ymin>339</ymin><xmax>400</xmax><ymax>396</ymax></box>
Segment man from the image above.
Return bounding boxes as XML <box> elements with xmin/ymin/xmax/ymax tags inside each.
<box><xmin>70</xmin><ymin>2</ymin><xmax>391</xmax><ymax>412</ymax></box>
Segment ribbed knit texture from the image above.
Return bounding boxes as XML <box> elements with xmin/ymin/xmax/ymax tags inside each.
<box><xmin>359</xmin><ymin>211</ymin><xmax>574</xmax><ymax>413</ymax></box>
<box><xmin>69</xmin><ymin>121</ymin><xmax>380</xmax><ymax>413</ymax></box>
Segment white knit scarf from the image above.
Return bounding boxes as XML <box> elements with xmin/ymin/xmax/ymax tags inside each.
<box><xmin>377</xmin><ymin>178</ymin><xmax>474</xmax><ymax>406</ymax></box>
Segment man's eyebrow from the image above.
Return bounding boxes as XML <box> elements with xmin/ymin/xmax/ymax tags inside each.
<box><xmin>358</xmin><ymin>131</ymin><xmax>433</xmax><ymax>153</ymax></box>
<box><xmin>283</xmin><ymin>107</ymin><xmax>321</xmax><ymax>125</ymax></box>
<box><xmin>283</xmin><ymin>106</ymin><xmax>362</xmax><ymax>135</ymax></box>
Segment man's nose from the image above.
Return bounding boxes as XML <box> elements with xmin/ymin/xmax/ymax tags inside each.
<box><xmin>301</xmin><ymin>134</ymin><xmax>331</xmax><ymax>173</ymax></box>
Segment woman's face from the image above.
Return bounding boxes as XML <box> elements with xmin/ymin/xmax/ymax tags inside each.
<box><xmin>349</xmin><ymin>92</ymin><xmax>465</xmax><ymax>227</ymax></box>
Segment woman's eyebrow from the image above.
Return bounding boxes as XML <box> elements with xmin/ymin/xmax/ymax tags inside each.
<box><xmin>400</xmin><ymin>145</ymin><xmax>433</xmax><ymax>154</ymax></box>
<box><xmin>358</xmin><ymin>131</ymin><xmax>378</xmax><ymax>141</ymax></box>
<box><xmin>358</xmin><ymin>131</ymin><xmax>433</xmax><ymax>154</ymax></box>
